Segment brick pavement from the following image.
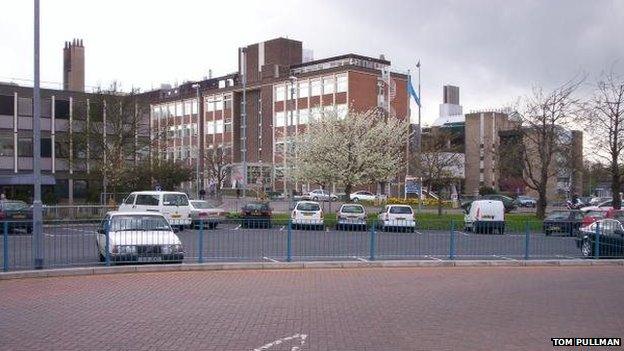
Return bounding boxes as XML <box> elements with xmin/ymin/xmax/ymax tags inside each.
<box><xmin>1</xmin><ymin>266</ymin><xmax>623</xmax><ymax>350</ymax></box>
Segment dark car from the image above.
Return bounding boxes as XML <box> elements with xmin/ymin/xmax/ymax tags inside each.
<box><xmin>576</xmin><ymin>219</ymin><xmax>624</xmax><ymax>258</ymax></box>
<box><xmin>543</xmin><ymin>210</ymin><xmax>584</xmax><ymax>236</ymax></box>
<box><xmin>514</xmin><ymin>195</ymin><xmax>536</xmax><ymax>208</ymax></box>
<box><xmin>0</xmin><ymin>200</ymin><xmax>33</xmax><ymax>233</ymax></box>
<box><xmin>240</xmin><ymin>202</ymin><xmax>272</xmax><ymax>228</ymax></box>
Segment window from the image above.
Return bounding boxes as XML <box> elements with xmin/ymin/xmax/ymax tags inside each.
<box><xmin>310</xmin><ymin>106</ymin><xmax>321</xmax><ymax>122</ymax></box>
<box><xmin>41</xmin><ymin>98</ymin><xmax>52</xmax><ymax>118</ymax></box>
<box><xmin>0</xmin><ymin>132</ymin><xmax>13</xmax><ymax>156</ymax></box>
<box><xmin>135</xmin><ymin>194</ymin><xmax>160</xmax><ymax>206</ymax></box>
<box><xmin>336</xmin><ymin>74</ymin><xmax>348</xmax><ymax>93</ymax></box>
<box><xmin>310</xmin><ymin>79</ymin><xmax>321</xmax><ymax>96</ymax></box>
<box><xmin>191</xmin><ymin>100</ymin><xmax>198</xmax><ymax>115</ymax></box>
<box><xmin>54</xmin><ymin>99</ymin><xmax>70</xmax><ymax>119</ymax></box>
<box><xmin>184</xmin><ymin>101</ymin><xmax>192</xmax><ymax>115</ymax></box>
<box><xmin>215</xmin><ymin>99</ymin><xmax>223</xmax><ymax>111</ymax></box>
<box><xmin>163</xmin><ymin>193</ymin><xmax>189</xmax><ymax>206</ymax></box>
<box><xmin>168</xmin><ymin>103</ymin><xmax>175</xmax><ymax>117</ymax></box>
<box><xmin>215</xmin><ymin>120</ymin><xmax>224</xmax><ymax>133</ymax></box>
<box><xmin>276</xmin><ymin>111</ymin><xmax>285</xmax><ymax>127</ymax></box>
<box><xmin>274</xmin><ymin>85</ymin><xmax>285</xmax><ymax>102</ymax></box>
<box><xmin>74</xmin><ymin>100</ymin><xmax>87</xmax><ymax>120</ymax></box>
<box><xmin>18</xmin><ymin>97</ymin><xmax>32</xmax><ymax>116</ymax></box>
<box><xmin>41</xmin><ymin>137</ymin><xmax>52</xmax><ymax>157</ymax></box>
<box><xmin>336</xmin><ymin>104</ymin><xmax>348</xmax><ymax>119</ymax></box>
<box><xmin>322</xmin><ymin>76</ymin><xmax>335</xmax><ymax>94</ymax></box>
<box><xmin>298</xmin><ymin>81</ymin><xmax>309</xmax><ymax>98</ymax></box>
<box><xmin>224</xmin><ymin>123</ymin><xmax>232</xmax><ymax>133</ymax></box>
<box><xmin>73</xmin><ymin>180</ymin><xmax>88</xmax><ymax>199</ymax></box>
<box><xmin>0</xmin><ymin>95</ymin><xmax>14</xmax><ymax>116</ymax></box>
<box><xmin>206</xmin><ymin>121</ymin><xmax>215</xmax><ymax>135</ymax></box>
<box><xmin>287</xmin><ymin>83</ymin><xmax>295</xmax><ymax>100</ymax></box>
<box><xmin>55</xmin><ymin>139</ymin><xmax>69</xmax><ymax>158</ymax></box>
<box><xmin>298</xmin><ymin>109</ymin><xmax>309</xmax><ymax>124</ymax></box>
<box><xmin>18</xmin><ymin>136</ymin><xmax>33</xmax><ymax>157</ymax></box>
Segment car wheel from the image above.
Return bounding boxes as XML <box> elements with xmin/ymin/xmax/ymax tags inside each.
<box><xmin>581</xmin><ymin>238</ymin><xmax>594</xmax><ymax>258</ymax></box>
<box><xmin>545</xmin><ymin>230</ymin><xmax>551</xmax><ymax>236</ymax></box>
<box><xmin>312</xmin><ymin>196</ymin><xmax>319</xmax><ymax>201</ymax></box>
<box><xmin>353</xmin><ymin>197</ymin><xmax>359</xmax><ymax>203</ymax></box>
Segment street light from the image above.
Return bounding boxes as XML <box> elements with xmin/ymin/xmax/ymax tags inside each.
<box><xmin>192</xmin><ymin>83</ymin><xmax>201</xmax><ymax>199</ymax></box>
<box><xmin>284</xmin><ymin>76</ymin><xmax>297</xmax><ymax>197</ymax></box>
<box><xmin>33</xmin><ymin>0</ymin><xmax>43</xmax><ymax>269</ymax></box>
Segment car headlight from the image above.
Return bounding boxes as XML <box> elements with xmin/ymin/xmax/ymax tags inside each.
<box><xmin>118</xmin><ymin>245</ymin><xmax>137</xmax><ymax>254</ymax></box>
<box><xmin>162</xmin><ymin>244</ymin><xmax>183</xmax><ymax>254</ymax></box>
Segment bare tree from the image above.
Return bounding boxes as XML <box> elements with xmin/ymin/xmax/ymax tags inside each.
<box><xmin>587</xmin><ymin>71</ymin><xmax>624</xmax><ymax>209</ymax></box>
<box><xmin>290</xmin><ymin>108</ymin><xmax>408</xmax><ymax>200</ymax></box>
<box><xmin>204</xmin><ymin>146</ymin><xmax>231</xmax><ymax>197</ymax></box>
<box><xmin>519</xmin><ymin>78</ymin><xmax>584</xmax><ymax>218</ymax></box>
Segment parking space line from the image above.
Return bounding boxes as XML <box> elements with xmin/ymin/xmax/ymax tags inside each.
<box><xmin>456</xmin><ymin>231</ymin><xmax>469</xmax><ymax>236</ymax></box>
<box><xmin>279</xmin><ymin>226</ymin><xmax>285</xmax><ymax>231</ymax></box>
<box><xmin>425</xmin><ymin>255</ymin><xmax>442</xmax><ymax>261</ymax></box>
<box><xmin>414</xmin><ymin>230</ymin><xmax>423</xmax><ymax>235</ymax></box>
<box><xmin>352</xmin><ymin>256</ymin><xmax>369</xmax><ymax>262</ymax></box>
<box><xmin>492</xmin><ymin>254</ymin><xmax>517</xmax><ymax>261</ymax></box>
<box><xmin>233</xmin><ymin>225</ymin><xmax>241</xmax><ymax>231</ymax></box>
<box><xmin>263</xmin><ymin>256</ymin><xmax>280</xmax><ymax>263</ymax></box>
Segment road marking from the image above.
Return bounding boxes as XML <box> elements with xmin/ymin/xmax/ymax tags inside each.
<box><xmin>352</xmin><ymin>256</ymin><xmax>369</xmax><ymax>262</ymax></box>
<box><xmin>279</xmin><ymin>226</ymin><xmax>285</xmax><ymax>231</ymax></box>
<box><xmin>456</xmin><ymin>231</ymin><xmax>470</xmax><ymax>236</ymax></box>
<box><xmin>425</xmin><ymin>255</ymin><xmax>442</xmax><ymax>261</ymax></box>
<box><xmin>414</xmin><ymin>230</ymin><xmax>423</xmax><ymax>235</ymax></box>
<box><xmin>492</xmin><ymin>254</ymin><xmax>517</xmax><ymax>261</ymax></box>
<box><xmin>253</xmin><ymin>333</ymin><xmax>307</xmax><ymax>351</ymax></box>
<box><xmin>66</xmin><ymin>228</ymin><xmax>96</xmax><ymax>234</ymax></box>
<box><xmin>263</xmin><ymin>256</ymin><xmax>279</xmax><ymax>263</ymax></box>
<box><xmin>233</xmin><ymin>225</ymin><xmax>241</xmax><ymax>230</ymax></box>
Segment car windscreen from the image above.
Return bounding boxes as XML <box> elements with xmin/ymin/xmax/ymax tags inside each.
<box><xmin>389</xmin><ymin>206</ymin><xmax>413</xmax><ymax>214</ymax></box>
<box><xmin>546</xmin><ymin>211</ymin><xmax>569</xmax><ymax>220</ymax></box>
<box><xmin>3</xmin><ymin>202</ymin><xmax>29</xmax><ymax>211</ymax></box>
<box><xmin>163</xmin><ymin>194</ymin><xmax>189</xmax><ymax>206</ymax></box>
<box><xmin>245</xmin><ymin>203</ymin><xmax>268</xmax><ymax>211</ymax></box>
<box><xmin>297</xmin><ymin>203</ymin><xmax>320</xmax><ymax>211</ymax></box>
<box><xmin>341</xmin><ymin>205</ymin><xmax>364</xmax><ymax>214</ymax></box>
<box><xmin>110</xmin><ymin>215</ymin><xmax>171</xmax><ymax>231</ymax></box>
<box><xmin>190</xmin><ymin>201</ymin><xmax>212</xmax><ymax>209</ymax></box>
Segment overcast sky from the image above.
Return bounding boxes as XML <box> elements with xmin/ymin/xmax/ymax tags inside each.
<box><xmin>1</xmin><ymin>0</ymin><xmax>623</xmax><ymax>125</ymax></box>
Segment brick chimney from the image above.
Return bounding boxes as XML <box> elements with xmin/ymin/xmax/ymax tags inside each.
<box><xmin>63</xmin><ymin>39</ymin><xmax>85</xmax><ymax>92</ymax></box>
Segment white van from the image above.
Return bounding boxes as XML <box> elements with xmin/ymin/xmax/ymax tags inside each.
<box><xmin>464</xmin><ymin>200</ymin><xmax>505</xmax><ymax>234</ymax></box>
<box><xmin>118</xmin><ymin>191</ymin><xmax>191</xmax><ymax>229</ymax></box>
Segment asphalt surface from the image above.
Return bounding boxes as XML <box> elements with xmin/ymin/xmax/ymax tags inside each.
<box><xmin>0</xmin><ymin>220</ymin><xmax>584</xmax><ymax>270</ymax></box>
<box><xmin>1</xmin><ymin>266</ymin><xmax>623</xmax><ymax>350</ymax></box>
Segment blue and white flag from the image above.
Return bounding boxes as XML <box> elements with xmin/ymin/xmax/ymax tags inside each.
<box><xmin>408</xmin><ymin>78</ymin><xmax>421</xmax><ymax>107</ymax></box>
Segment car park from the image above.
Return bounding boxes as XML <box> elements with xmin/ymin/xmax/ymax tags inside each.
<box><xmin>0</xmin><ymin>200</ymin><xmax>33</xmax><ymax>233</ymax></box>
<box><xmin>302</xmin><ymin>189</ymin><xmax>338</xmax><ymax>202</ymax></box>
<box><xmin>576</xmin><ymin>218</ymin><xmax>624</xmax><ymax>258</ymax></box>
<box><xmin>349</xmin><ymin>191</ymin><xmax>377</xmax><ymax>202</ymax></box>
<box><xmin>464</xmin><ymin>200</ymin><xmax>505</xmax><ymax>234</ymax></box>
<box><xmin>96</xmin><ymin>212</ymin><xmax>184</xmax><ymax>263</ymax></box>
<box><xmin>378</xmin><ymin>205</ymin><xmax>416</xmax><ymax>232</ymax></box>
<box><xmin>118</xmin><ymin>191</ymin><xmax>191</xmax><ymax>230</ymax></box>
<box><xmin>291</xmin><ymin>201</ymin><xmax>324</xmax><ymax>230</ymax></box>
<box><xmin>240</xmin><ymin>202</ymin><xmax>272</xmax><ymax>228</ymax></box>
<box><xmin>542</xmin><ymin>210</ymin><xmax>584</xmax><ymax>236</ymax></box>
<box><xmin>336</xmin><ymin>203</ymin><xmax>367</xmax><ymax>231</ymax></box>
<box><xmin>189</xmin><ymin>200</ymin><xmax>225</xmax><ymax>229</ymax></box>
<box><xmin>514</xmin><ymin>195</ymin><xmax>536</xmax><ymax>208</ymax></box>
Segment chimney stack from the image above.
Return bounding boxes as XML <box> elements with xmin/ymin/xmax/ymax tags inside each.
<box><xmin>63</xmin><ymin>38</ymin><xmax>85</xmax><ymax>92</ymax></box>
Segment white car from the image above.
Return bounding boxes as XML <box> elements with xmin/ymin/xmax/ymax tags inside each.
<box><xmin>291</xmin><ymin>201</ymin><xmax>324</xmax><ymax>230</ymax></box>
<box><xmin>350</xmin><ymin>191</ymin><xmax>378</xmax><ymax>202</ymax></box>
<box><xmin>336</xmin><ymin>203</ymin><xmax>367</xmax><ymax>230</ymax></box>
<box><xmin>96</xmin><ymin>212</ymin><xmax>184</xmax><ymax>264</ymax></box>
<box><xmin>303</xmin><ymin>189</ymin><xmax>338</xmax><ymax>202</ymax></box>
<box><xmin>378</xmin><ymin>205</ymin><xmax>416</xmax><ymax>232</ymax></box>
<box><xmin>118</xmin><ymin>191</ymin><xmax>192</xmax><ymax>229</ymax></box>
<box><xmin>188</xmin><ymin>200</ymin><xmax>225</xmax><ymax>229</ymax></box>
<box><xmin>464</xmin><ymin>200</ymin><xmax>505</xmax><ymax>234</ymax></box>
<box><xmin>580</xmin><ymin>200</ymin><xmax>613</xmax><ymax>213</ymax></box>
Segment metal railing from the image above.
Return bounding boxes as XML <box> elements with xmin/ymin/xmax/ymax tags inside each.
<box><xmin>42</xmin><ymin>205</ymin><xmax>117</xmax><ymax>220</ymax></box>
<box><xmin>1</xmin><ymin>219</ymin><xmax>621</xmax><ymax>272</ymax></box>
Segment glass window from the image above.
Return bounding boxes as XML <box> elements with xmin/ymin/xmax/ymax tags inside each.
<box><xmin>135</xmin><ymin>194</ymin><xmax>160</xmax><ymax>206</ymax></box>
<box><xmin>18</xmin><ymin>97</ymin><xmax>32</xmax><ymax>116</ymax></box>
<box><xmin>191</xmin><ymin>100</ymin><xmax>198</xmax><ymax>114</ymax></box>
<box><xmin>175</xmin><ymin>102</ymin><xmax>183</xmax><ymax>116</ymax></box>
<box><xmin>110</xmin><ymin>215</ymin><xmax>171</xmax><ymax>231</ymax></box>
<box><xmin>341</xmin><ymin>205</ymin><xmax>364</xmax><ymax>214</ymax></box>
<box><xmin>0</xmin><ymin>95</ymin><xmax>14</xmax><ymax>115</ymax></box>
<box><xmin>215</xmin><ymin>100</ymin><xmax>223</xmax><ymax>111</ymax></box>
<box><xmin>274</xmin><ymin>85</ymin><xmax>285</xmax><ymax>102</ymax></box>
<box><xmin>205</xmin><ymin>121</ymin><xmax>215</xmax><ymax>135</ymax></box>
<box><xmin>54</xmin><ymin>99</ymin><xmax>70</xmax><ymax>119</ymax></box>
<box><xmin>18</xmin><ymin>136</ymin><xmax>33</xmax><ymax>157</ymax></box>
<box><xmin>298</xmin><ymin>109</ymin><xmax>309</xmax><ymax>124</ymax></box>
<box><xmin>184</xmin><ymin>101</ymin><xmax>192</xmax><ymax>115</ymax></box>
<box><xmin>55</xmin><ymin>140</ymin><xmax>69</xmax><ymax>158</ymax></box>
<box><xmin>322</xmin><ymin>77</ymin><xmax>335</xmax><ymax>94</ymax></box>
<box><xmin>73</xmin><ymin>180</ymin><xmax>88</xmax><ymax>199</ymax></box>
<box><xmin>0</xmin><ymin>131</ymin><xmax>13</xmax><ymax>156</ymax></box>
<box><xmin>163</xmin><ymin>193</ymin><xmax>189</xmax><ymax>206</ymax></box>
<box><xmin>298</xmin><ymin>81</ymin><xmax>309</xmax><ymax>98</ymax></box>
<box><xmin>336</xmin><ymin>74</ymin><xmax>348</xmax><ymax>93</ymax></box>
<box><xmin>41</xmin><ymin>137</ymin><xmax>52</xmax><ymax>157</ymax></box>
<box><xmin>287</xmin><ymin>83</ymin><xmax>295</xmax><ymax>100</ymax></box>
<box><xmin>296</xmin><ymin>202</ymin><xmax>320</xmax><ymax>211</ymax></box>
<box><xmin>276</xmin><ymin>111</ymin><xmax>285</xmax><ymax>127</ymax></box>
<box><xmin>123</xmin><ymin>194</ymin><xmax>136</xmax><ymax>205</ymax></box>
<box><xmin>389</xmin><ymin>206</ymin><xmax>413</xmax><ymax>214</ymax></box>
<box><xmin>310</xmin><ymin>79</ymin><xmax>321</xmax><ymax>96</ymax></box>
<box><xmin>206</xmin><ymin>99</ymin><xmax>214</xmax><ymax>112</ymax></box>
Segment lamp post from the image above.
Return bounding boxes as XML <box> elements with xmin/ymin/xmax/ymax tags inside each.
<box><xmin>192</xmin><ymin>83</ymin><xmax>201</xmax><ymax>199</ymax></box>
<box><xmin>33</xmin><ymin>0</ymin><xmax>43</xmax><ymax>269</ymax></box>
<box><xmin>284</xmin><ymin>76</ymin><xmax>297</xmax><ymax>197</ymax></box>
<box><xmin>241</xmin><ymin>48</ymin><xmax>247</xmax><ymax>198</ymax></box>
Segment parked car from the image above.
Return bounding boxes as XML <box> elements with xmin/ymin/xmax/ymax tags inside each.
<box><xmin>188</xmin><ymin>200</ymin><xmax>225</xmax><ymax>229</ymax></box>
<box><xmin>96</xmin><ymin>212</ymin><xmax>184</xmax><ymax>263</ymax></box>
<box><xmin>349</xmin><ymin>191</ymin><xmax>377</xmax><ymax>202</ymax></box>
<box><xmin>302</xmin><ymin>189</ymin><xmax>338</xmax><ymax>202</ymax></box>
<box><xmin>336</xmin><ymin>203</ymin><xmax>367</xmax><ymax>231</ymax></box>
<box><xmin>589</xmin><ymin>197</ymin><xmax>611</xmax><ymax>206</ymax></box>
<box><xmin>0</xmin><ymin>200</ymin><xmax>33</xmax><ymax>233</ymax></box>
<box><xmin>291</xmin><ymin>201</ymin><xmax>324</xmax><ymax>230</ymax></box>
<box><xmin>378</xmin><ymin>205</ymin><xmax>416</xmax><ymax>232</ymax></box>
<box><xmin>514</xmin><ymin>195</ymin><xmax>537</xmax><ymax>208</ymax></box>
<box><xmin>118</xmin><ymin>191</ymin><xmax>191</xmax><ymax>230</ymax></box>
<box><xmin>480</xmin><ymin>194</ymin><xmax>517</xmax><ymax>213</ymax></box>
<box><xmin>576</xmin><ymin>218</ymin><xmax>624</xmax><ymax>258</ymax></box>
<box><xmin>542</xmin><ymin>210</ymin><xmax>584</xmax><ymax>236</ymax></box>
<box><xmin>606</xmin><ymin>209</ymin><xmax>624</xmax><ymax>220</ymax></box>
<box><xmin>240</xmin><ymin>202</ymin><xmax>272</xmax><ymax>228</ymax></box>
<box><xmin>582</xmin><ymin>209</ymin><xmax>608</xmax><ymax>227</ymax></box>
<box><xmin>580</xmin><ymin>200</ymin><xmax>613</xmax><ymax>213</ymax></box>
<box><xmin>464</xmin><ymin>200</ymin><xmax>505</xmax><ymax>234</ymax></box>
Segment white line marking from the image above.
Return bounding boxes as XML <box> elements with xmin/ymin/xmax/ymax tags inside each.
<box><xmin>263</xmin><ymin>256</ymin><xmax>279</xmax><ymax>263</ymax></box>
<box><xmin>354</xmin><ymin>256</ymin><xmax>368</xmax><ymax>262</ymax></box>
<box><xmin>66</xmin><ymin>228</ymin><xmax>96</xmax><ymax>234</ymax></box>
<box><xmin>253</xmin><ymin>333</ymin><xmax>307</xmax><ymax>351</ymax></box>
<box><xmin>414</xmin><ymin>230</ymin><xmax>423</xmax><ymax>235</ymax></box>
<box><xmin>234</xmin><ymin>225</ymin><xmax>241</xmax><ymax>230</ymax></box>
<box><xmin>425</xmin><ymin>255</ymin><xmax>442</xmax><ymax>261</ymax></box>
<box><xmin>279</xmin><ymin>226</ymin><xmax>285</xmax><ymax>231</ymax></box>
<box><xmin>456</xmin><ymin>231</ymin><xmax>470</xmax><ymax>236</ymax></box>
<box><xmin>492</xmin><ymin>254</ymin><xmax>517</xmax><ymax>261</ymax></box>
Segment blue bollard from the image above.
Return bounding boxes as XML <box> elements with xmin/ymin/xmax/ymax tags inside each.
<box><xmin>104</xmin><ymin>219</ymin><xmax>111</xmax><ymax>266</ymax></box>
<box><xmin>449</xmin><ymin>220</ymin><xmax>456</xmax><ymax>260</ymax></box>
<box><xmin>369</xmin><ymin>220</ymin><xmax>376</xmax><ymax>261</ymax></box>
<box><xmin>3</xmin><ymin>221</ymin><xmax>8</xmax><ymax>272</ymax></box>
<box><xmin>198</xmin><ymin>220</ymin><xmax>204</xmax><ymax>263</ymax></box>
<box><xmin>594</xmin><ymin>222</ymin><xmax>600</xmax><ymax>259</ymax></box>
<box><xmin>287</xmin><ymin>219</ymin><xmax>292</xmax><ymax>262</ymax></box>
<box><xmin>524</xmin><ymin>221</ymin><xmax>530</xmax><ymax>260</ymax></box>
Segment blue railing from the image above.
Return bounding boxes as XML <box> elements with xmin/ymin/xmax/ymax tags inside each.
<box><xmin>0</xmin><ymin>218</ymin><xmax>621</xmax><ymax>272</ymax></box>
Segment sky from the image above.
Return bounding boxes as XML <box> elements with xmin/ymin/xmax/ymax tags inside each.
<box><xmin>1</xmin><ymin>0</ymin><xmax>623</xmax><ymax>125</ymax></box>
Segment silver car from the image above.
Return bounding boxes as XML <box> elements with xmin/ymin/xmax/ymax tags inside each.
<box><xmin>188</xmin><ymin>200</ymin><xmax>225</xmax><ymax>229</ymax></box>
<box><xmin>303</xmin><ymin>189</ymin><xmax>338</xmax><ymax>202</ymax></box>
<box><xmin>336</xmin><ymin>203</ymin><xmax>367</xmax><ymax>231</ymax></box>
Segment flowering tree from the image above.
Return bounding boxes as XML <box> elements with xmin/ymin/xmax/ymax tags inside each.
<box><xmin>289</xmin><ymin>109</ymin><xmax>408</xmax><ymax>199</ymax></box>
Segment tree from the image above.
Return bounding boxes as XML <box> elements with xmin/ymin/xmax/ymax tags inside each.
<box><xmin>420</xmin><ymin>128</ymin><xmax>464</xmax><ymax>215</ymax></box>
<box><xmin>518</xmin><ymin>78</ymin><xmax>584</xmax><ymax>218</ymax></box>
<box><xmin>587</xmin><ymin>71</ymin><xmax>624</xmax><ymax>209</ymax></box>
<box><xmin>290</xmin><ymin>109</ymin><xmax>408</xmax><ymax>200</ymax></box>
<box><xmin>204</xmin><ymin>147</ymin><xmax>231</xmax><ymax>197</ymax></box>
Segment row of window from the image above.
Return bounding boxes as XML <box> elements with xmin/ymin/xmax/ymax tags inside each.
<box><xmin>274</xmin><ymin>74</ymin><xmax>348</xmax><ymax>102</ymax></box>
<box><xmin>205</xmin><ymin>94</ymin><xmax>233</xmax><ymax>112</ymax></box>
<box><xmin>291</xmin><ymin>57</ymin><xmax>389</xmax><ymax>75</ymax></box>
<box><xmin>152</xmin><ymin>99</ymin><xmax>199</xmax><ymax>119</ymax></box>
<box><xmin>165</xmin><ymin>124</ymin><xmax>198</xmax><ymax>139</ymax></box>
<box><xmin>0</xmin><ymin>95</ymin><xmax>74</xmax><ymax>119</ymax></box>
<box><xmin>275</xmin><ymin>104</ymin><xmax>348</xmax><ymax>127</ymax></box>
<box><xmin>0</xmin><ymin>133</ymin><xmax>70</xmax><ymax>158</ymax></box>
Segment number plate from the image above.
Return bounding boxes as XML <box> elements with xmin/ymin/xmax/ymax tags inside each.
<box><xmin>171</xmin><ymin>214</ymin><xmax>181</xmax><ymax>218</ymax></box>
<box><xmin>303</xmin><ymin>213</ymin><xmax>312</xmax><ymax>217</ymax></box>
<box><xmin>138</xmin><ymin>256</ymin><xmax>162</xmax><ymax>262</ymax></box>
<box><xmin>13</xmin><ymin>215</ymin><xmax>26</xmax><ymax>219</ymax></box>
